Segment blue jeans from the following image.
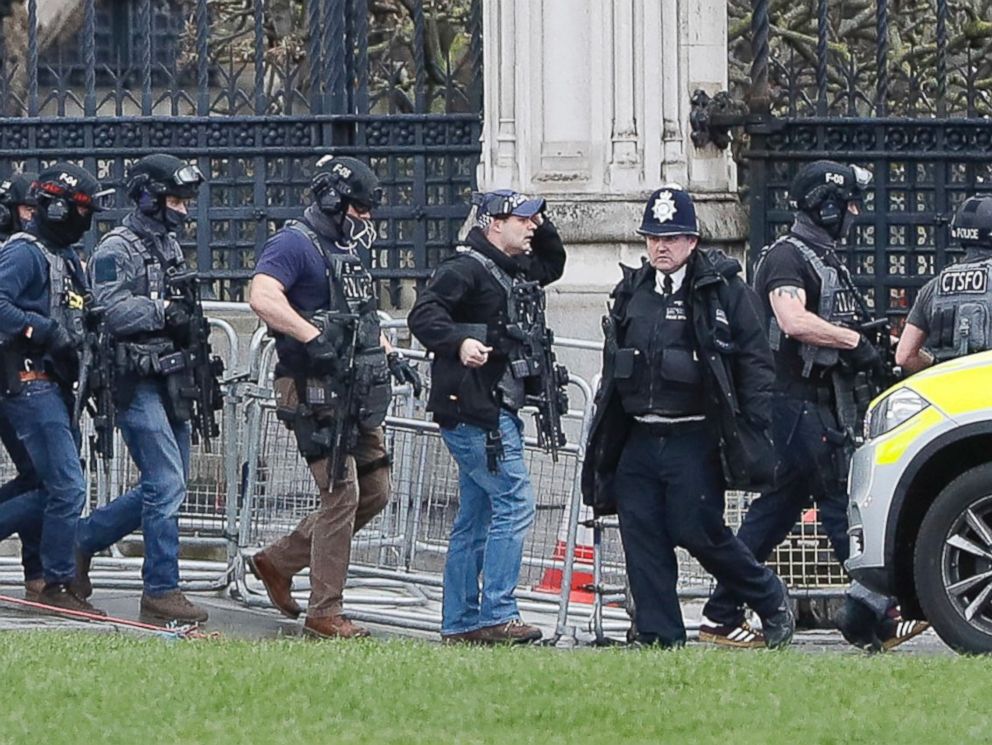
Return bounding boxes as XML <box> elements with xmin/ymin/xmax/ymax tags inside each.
<box><xmin>0</xmin><ymin>380</ymin><xmax>85</xmax><ymax>584</ymax></box>
<box><xmin>0</xmin><ymin>408</ymin><xmax>43</xmax><ymax>580</ymax></box>
<box><xmin>439</xmin><ymin>411</ymin><xmax>536</xmax><ymax>635</ymax></box>
<box><xmin>76</xmin><ymin>381</ymin><xmax>191</xmax><ymax>596</ymax></box>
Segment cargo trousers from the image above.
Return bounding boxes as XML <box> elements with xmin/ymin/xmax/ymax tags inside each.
<box><xmin>262</xmin><ymin>377</ymin><xmax>391</xmax><ymax>618</ymax></box>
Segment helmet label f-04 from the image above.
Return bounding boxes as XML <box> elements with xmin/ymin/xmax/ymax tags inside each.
<box><xmin>940</xmin><ymin>268</ymin><xmax>988</xmax><ymax>295</ymax></box>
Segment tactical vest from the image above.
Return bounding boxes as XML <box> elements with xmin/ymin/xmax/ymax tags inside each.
<box><xmin>757</xmin><ymin>235</ymin><xmax>862</xmax><ymax>377</ymax></box>
<box><xmin>284</xmin><ymin>220</ymin><xmax>390</xmax><ymax>430</ymax></box>
<box><xmin>103</xmin><ymin>225</ymin><xmax>184</xmax><ymax>308</ymax></box>
<box><xmin>928</xmin><ymin>256</ymin><xmax>992</xmax><ymax>360</ymax></box>
<box><xmin>614</xmin><ymin>280</ymin><xmax>705</xmax><ymax>417</ymax></box>
<box><xmin>0</xmin><ymin>232</ymin><xmax>88</xmax><ymax>387</ymax></box>
<box><xmin>457</xmin><ymin>246</ymin><xmax>527</xmax><ymax>411</ymax></box>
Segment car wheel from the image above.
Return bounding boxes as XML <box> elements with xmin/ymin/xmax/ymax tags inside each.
<box><xmin>915</xmin><ymin>463</ymin><xmax>992</xmax><ymax>654</ymax></box>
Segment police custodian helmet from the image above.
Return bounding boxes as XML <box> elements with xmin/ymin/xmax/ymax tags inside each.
<box><xmin>637</xmin><ymin>185</ymin><xmax>699</xmax><ymax>237</ymax></box>
<box><xmin>950</xmin><ymin>195</ymin><xmax>992</xmax><ymax>251</ymax></box>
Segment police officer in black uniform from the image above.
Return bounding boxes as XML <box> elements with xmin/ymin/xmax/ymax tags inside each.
<box><xmin>73</xmin><ymin>153</ymin><xmax>213</xmax><ymax>624</ymax></box>
<box><xmin>0</xmin><ymin>163</ymin><xmax>111</xmax><ymax>614</ymax></box>
<box><xmin>582</xmin><ymin>185</ymin><xmax>794</xmax><ymax>649</ymax></box>
<box><xmin>699</xmin><ymin>161</ymin><xmax>928</xmax><ymax>651</ymax></box>
<box><xmin>896</xmin><ymin>195</ymin><xmax>992</xmax><ymax>372</ymax></box>
<box><xmin>247</xmin><ymin>155</ymin><xmax>420</xmax><ymax>639</ymax></box>
<box><xmin>0</xmin><ymin>171</ymin><xmax>44</xmax><ymax>599</ymax></box>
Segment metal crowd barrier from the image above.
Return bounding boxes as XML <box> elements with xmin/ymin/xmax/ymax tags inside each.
<box><xmin>0</xmin><ymin>308</ymin><xmax>849</xmax><ymax>643</ymax></box>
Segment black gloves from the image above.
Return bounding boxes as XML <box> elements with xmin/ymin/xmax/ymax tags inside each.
<box><xmin>846</xmin><ymin>334</ymin><xmax>883</xmax><ymax>373</ymax></box>
<box><xmin>305</xmin><ymin>322</ymin><xmax>347</xmax><ymax>375</ymax></box>
<box><xmin>387</xmin><ymin>351</ymin><xmax>423</xmax><ymax>397</ymax></box>
<box><xmin>164</xmin><ymin>299</ymin><xmax>194</xmax><ymax>346</ymax></box>
<box><xmin>164</xmin><ymin>300</ymin><xmax>191</xmax><ymax>330</ymax></box>
<box><xmin>43</xmin><ymin>322</ymin><xmax>76</xmax><ymax>357</ymax></box>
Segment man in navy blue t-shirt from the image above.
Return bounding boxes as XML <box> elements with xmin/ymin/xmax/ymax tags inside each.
<box><xmin>246</xmin><ymin>156</ymin><xmax>421</xmax><ymax>639</ymax></box>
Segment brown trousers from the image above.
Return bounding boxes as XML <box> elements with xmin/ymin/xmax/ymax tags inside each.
<box><xmin>264</xmin><ymin>377</ymin><xmax>391</xmax><ymax>618</ymax></box>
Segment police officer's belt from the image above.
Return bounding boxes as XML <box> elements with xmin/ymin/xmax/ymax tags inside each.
<box><xmin>781</xmin><ymin>378</ymin><xmax>833</xmax><ymax>405</ymax></box>
<box><xmin>632</xmin><ymin>418</ymin><xmax>710</xmax><ymax>437</ymax></box>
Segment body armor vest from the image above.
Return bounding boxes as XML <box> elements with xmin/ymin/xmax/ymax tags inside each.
<box><xmin>614</xmin><ymin>281</ymin><xmax>705</xmax><ymax>417</ymax></box>
<box><xmin>758</xmin><ymin>235</ymin><xmax>861</xmax><ymax>377</ymax></box>
<box><xmin>458</xmin><ymin>246</ymin><xmax>527</xmax><ymax>411</ymax></box>
<box><xmin>0</xmin><ymin>232</ymin><xmax>88</xmax><ymax>390</ymax></box>
<box><xmin>928</xmin><ymin>256</ymin><xmax>992</xmax><ymax>360</ymax></box>
<box><xmin>284</xmin><ymin>220</ymin><xmax>390</xmax><ymax>430</ymax></box>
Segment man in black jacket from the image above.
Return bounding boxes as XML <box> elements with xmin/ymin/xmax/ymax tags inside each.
<box><xmin>408</xmin><ymin>189</ymin><xmax>565</xmax><ymax>644</ymax></box>
<box><xmin>581</xmin><ymin>185</ymin><xmax>794</xmax><ymax>649</ymax></box>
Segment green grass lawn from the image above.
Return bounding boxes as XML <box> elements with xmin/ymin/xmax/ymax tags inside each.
<box><xmin>0</xmin><ymin>632</ymin><xmax>987</xmax><ymax>745</ymax></box>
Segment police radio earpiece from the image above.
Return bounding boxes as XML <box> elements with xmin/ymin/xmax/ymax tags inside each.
<box><xmin>311</xmin><ymin>172</ymin><xmax>342</xmax><ymax>214</ymax></box>
<box><xmin>40</xmin><ymin>193</ymin><xmax>71</xmax><ymax>223</ymax></box>
<box><xmin>817</xmin><ymin>196</ymin><xmax>843</xmax><ymax>226</ymax></box>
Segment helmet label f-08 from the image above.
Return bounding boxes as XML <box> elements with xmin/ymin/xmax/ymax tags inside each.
<box><xmin>825</xmin><ymin>172</ymin><xmax>845</xmax><ymax>186</ymax></box>
<box><xmin>940</xmin><ymin>268</ymin><xmax>988</xmax><ymax>295</ymax></box>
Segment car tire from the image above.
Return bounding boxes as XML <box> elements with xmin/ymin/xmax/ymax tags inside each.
<box><xmin>915</xmin><ymin>463</ymin><xmax>992</xmax><ymax>654</ymax></box>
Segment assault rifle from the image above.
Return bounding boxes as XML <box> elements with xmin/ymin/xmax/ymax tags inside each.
<box><xmin>506</xmin><ymin>281</ymin><xmax>569</xmax><ymax>461</ymax></box>
<box><xmin>72</xmin><ymin>305</ymin><xmax>116</xmax><ymax>473</ymax></box>
<box><xmin>165</xmin><ymin>269</ymin><xmax>224</xmax><ymax>452</ymax></box>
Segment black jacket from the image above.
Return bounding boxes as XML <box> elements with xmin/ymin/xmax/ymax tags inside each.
<box><xmin>408</xmin><ymin>221</ymin><xmax>566</xmax><ymax>429</ymax></box>
<box><xmin>581</xmin><ymin>248</ymin><xmax>776</xmax><ymax>515</ymax></box>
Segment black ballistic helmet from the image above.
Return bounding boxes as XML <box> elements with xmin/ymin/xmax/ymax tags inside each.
<box><xmin>127</xmin><ymin>153</ymin><xmax>204</xmax><ymax>202</ymax></box>
<box><xmin>789</xmin><ymin>160</ymin><xmax>871</xmax><ymax>232</ymax></box>
<box><xmin>950</xmin><ymin>195</ymin><xmax>992</xmax><ymax>251</ymax></box>
<box><xmin>637</xmin><ymin>185</ymin><xmax>699</xmax><ymax>237</ymax></box>
<box><xmin>311</xmin><ymin>155</ymin><xmax>383</xmax><ymax>215</ymax></box>
<box><xmin>0</xmin><ymin>171</ymin><xmax>38</xmax><ymax>234</ymax></box>
<box><xmin>34</xmin><ymin>162</ymin><xmax>113</xmax><ymax>222</ymax></box>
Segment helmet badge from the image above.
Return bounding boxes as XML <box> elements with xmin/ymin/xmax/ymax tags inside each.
<box><xmin>651</xmin><ymin>191</ymin><xmax>677</xmax><ymax>224</ymax></box>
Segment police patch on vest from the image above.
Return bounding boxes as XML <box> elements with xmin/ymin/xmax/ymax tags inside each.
<box><xmin>339</xmin><ymin>260</ymin><xmax>374</xmax><ymax>302</ymax></box>
<box><xmin>833</xmin><ymin>290</ymin><xmax>859</xmax><ymax>316</ymax></box>
<box><xmin>665</xmin><ymin>301</ymin><xmax>687</xmax><ymax>321</ymax></box>
<box><xmin>939</xmin><ymin>268</ymin><xmax>988</xmax><ymax>295</ymax></box>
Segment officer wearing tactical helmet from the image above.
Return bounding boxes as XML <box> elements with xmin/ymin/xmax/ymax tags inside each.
<box><xmin>0</xmin><ymin>162</ymin><xmax>111</xmax><ymax>615</ymax></box>
<box><xmin>0</xmin><ymin>171</ymin><xmax>38</xmax><ymax>242</ymax></box>
<box><xmin>581</xmin><ymin>185</ymin><xmax>794</xmax><ymax>649</ymax></box>
<box><xmin>896</xmin><ymin>195</ymin><xmax>992</xmax><ymax>372</ymax></box>
<box><xmin>409</xmin><ymin>187</ymin><xmax>565</xmax><ymax>645</ymax></box>
<box><xmin>0</xmin><ymin>170</ymin><xmax>45</xmax><ymax>600</ymax></box>
<box><xmin>246</xmin><ymin>155</ymin><xmax>421</xmax><ymax>639</ymax></box>
<box><xmin>72</xmin><ymin>153</ymin><xmax>212</xmax><ymax>625</ymax></box>
<box><xmin>699</xmin><ymin>160</ymin><xmax>928</xmax><ymax>652</ymax></box>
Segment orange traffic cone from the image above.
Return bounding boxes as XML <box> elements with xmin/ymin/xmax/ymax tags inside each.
<box><xmin>533</xmin><ymin>502</ymin><xmax>596</xmax><ymax>603</ymax></box>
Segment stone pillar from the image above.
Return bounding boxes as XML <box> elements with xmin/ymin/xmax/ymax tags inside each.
<box><xmin>479</xmin><ymin>0</ymin><xmax>744</xmax><ymax>377</ymax></box>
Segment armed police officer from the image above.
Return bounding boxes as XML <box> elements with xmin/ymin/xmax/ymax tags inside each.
<box><xmin>0</xmin><ymin>163</ymin><xmax>111</xmax><ymax>614</ymax></box>
<box><xmin>582</xmin><ymin>186</ymin><xmax>793</xmax><ymax>649</ymax></box>
<box><xmin>0</xmin><ymin>171</ymin><xmax>44</xmax><ymax>599</ymax></box>
<box><xmin>409</xmin><ymin>189</ymin><xmax>566</xmax><ymax>645</ymax></box>
<box><xmin>73</xmin><ymin>154</ymin><xmax>217</xmax><ymax>624</ymax></box>
<box><xmin>247</xmin><ymin>155</ymin><xmax>420</xmax><ymax>639</ymax></box>
<box><xmin>896</xmin><ymin>195</ymin><xmax>992</xmax><ymax>373</ymax></box>
<box><xmin>698</xmin><ymin>160</ymin><xmax>928</xmax><ymax>651</ymax></box>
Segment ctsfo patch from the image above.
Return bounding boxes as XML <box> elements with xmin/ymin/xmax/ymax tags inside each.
<box><xmin>939</xmin><ymin>267</ymin><xmax>989</xmax><ymax>295</ymax></box>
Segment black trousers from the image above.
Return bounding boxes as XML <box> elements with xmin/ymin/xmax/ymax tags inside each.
<box><xmin>703</xmin><ymin>394</ymin><xmax>851</xmax><ymax>627</ymax></box>
<box><xmin>615</xmin><ymin>423</ymin><xmax>783</xmax><ymax>646</ymax></box>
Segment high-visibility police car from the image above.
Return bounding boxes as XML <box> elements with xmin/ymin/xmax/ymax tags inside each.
<box><xmin>847</xmin><ymin>351</ymin><xmax>992</xmax><ymax>653</ymax></box>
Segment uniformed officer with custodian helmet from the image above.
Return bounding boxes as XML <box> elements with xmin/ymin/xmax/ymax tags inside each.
<box><xmin>582</xmin><ymin>185</ymin><xmax>794</xmax><ymax>649</ymax></box>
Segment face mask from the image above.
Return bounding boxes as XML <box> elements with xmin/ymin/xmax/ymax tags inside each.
<box><xmin>37</xmin><ymin>206</ymin><xmax>92</xmax><ymax>248</ymax></box>
<box><xmin>164</xmin><ymin>207</ymin><xmax>189</xmax><ymax>234</ymax></box>
<box><xmin>339</xmin><ymin>214</ymin><xmax>378</xmax><ymax>253</ymax></box>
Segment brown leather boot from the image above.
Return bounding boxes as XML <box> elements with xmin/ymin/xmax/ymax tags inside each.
<box><xmin>38</xmin><ymin>583</ymin><xmax>107</xmax><ymax>617</ymax></box>
<box><xmin>477</xmin><ymin>619</ymin><xmax>543</xmax><ymax>644</ymax></box>
<box><xmin>23</xmin><ymin>578</ymin><xmax>45</xmax><ymax>602</ymax></box>
<box><xmin>140</xmin><ymin>590</ymin><xmax>209</xmax><ymax>624</ymax></box>
<box><xmin>71</xmin><ymin>550</ymin><xmax>93</xmax><ymax>599</ymax></box>
<box><xmin>303</xmin><ymin>615</ymin><xmax>371</xmax><ymax>639</ymax></box>
<box><xmin>246</xmin><ymin>552</ymin><xmax>302</xmax><ymax>619</ymax></box>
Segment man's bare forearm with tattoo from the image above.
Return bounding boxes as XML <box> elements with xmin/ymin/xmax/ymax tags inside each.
<box><xmin>769</xmin><ymin>285</ymin><xmax>862</xmax><ymax>349</ymax></box>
